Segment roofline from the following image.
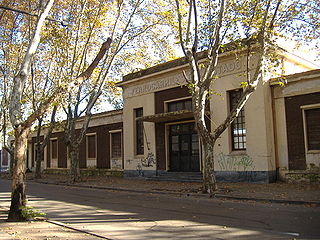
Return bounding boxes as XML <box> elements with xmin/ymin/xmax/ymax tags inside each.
<box><xmin>75</xmin><ymin>109</ymin><xmax>123</xmax><ymax>123</ymax></box>
<box><xmin>117</xmin><ymin>39</ymin><xmax>260</xmax><ymax>86</ymax></box>
<box><xmin>36</xmin><ymin>109</ymin><xmax>123</xmax><ymax>133</ymax></box>
<box><xmin>117</xmin><ymin>49</ymin><xmax>249</xmax><ymax>87</ymax></box>
<box><xmin>270</xmin><ymin>68</ymin><xmax>320</xmax><ymax>86</ymax></box>
<box><xmin>117</xmin><ymin>41</ymin><xmax>319</xmax><ymax>87</ymax></box>
<box><xmin>117</xmin><ymin>54</ymin><xmax>199</xmax><ymax>86</ymax></box>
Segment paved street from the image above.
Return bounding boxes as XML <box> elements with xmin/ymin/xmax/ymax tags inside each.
<box><xmin>1</xmin><ymin>179</ymin><xmax>319</xmax><ymax>239</ymax></box>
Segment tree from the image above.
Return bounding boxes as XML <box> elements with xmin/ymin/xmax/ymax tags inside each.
<box><xmin>5</xmin><ymin>0</ymin><xmax>55</xmax><ymax>221</ymax></box>
<box><xmin>174</xmin><ymin>0</ymin><xmax>319</xmax><ymax>195</ymax></box>
<box><xmin>1</xmin><ymin>0</ymin><xmax>110</xmax><ymax>221</ymax></box>
<box><xmin>50</xmin><ymin>0</ymin><xmax>178</xmax><ymax>182</ymax></box>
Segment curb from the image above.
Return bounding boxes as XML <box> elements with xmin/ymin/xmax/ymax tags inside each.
<box><xmin>46</xmin><ymin>220</ymin><xmax>114</xmax><ymax>240</ymax></box>
<box><xmin>213</xmin><ymin>194</ymin><xmax>320</xmax><ymax>206</ymax></box>
<box><xmin>32</xmin><ymin>180</ymin><xmax>320</xmax><ymax>207</ymax></box>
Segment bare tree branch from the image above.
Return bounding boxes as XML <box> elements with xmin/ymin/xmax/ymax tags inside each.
<box><xmin>76</xmin><ymin>38</ymin><xmax>112</xmax><ymax>82</ymax></box>
<box><xmin>175</xmin><ymin>0</ymin><xmax>187</xmax><ymax>55</ymax></box>
<box><xmin>9</xmin><ymin>0</ymin><xmax>55</xmax><ymax>128</ymax></box>
<box><xmin>0</xmin><ymin>5</ymin><xmax>66</xmax><ymax>25</ymax></box>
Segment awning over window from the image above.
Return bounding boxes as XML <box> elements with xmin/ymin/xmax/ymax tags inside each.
<box><xmin>137</xmin><ymin>110</ymin><xmax>194</xmax><ymax>123</ymax></box>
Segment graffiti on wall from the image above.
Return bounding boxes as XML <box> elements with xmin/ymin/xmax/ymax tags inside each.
<box><xmin>217</xmin><ymin>152</ymin><xmax>255</xmax><ymax>171</ymax></box>
<box><xmin>136</xmin><ymin>152</ymin><xmax>156</xmax><ymax>176</ymax></box>
<box><xmin>141</xmin><ymin>152</ymin><xmax>156</xmax><ymax>167</ymax></box>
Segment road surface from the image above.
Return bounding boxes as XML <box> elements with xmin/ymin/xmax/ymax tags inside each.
<box><xmin>1</xmin><ymin>179</ymin><xmax>319</xmax><ymax>239</ymax></box>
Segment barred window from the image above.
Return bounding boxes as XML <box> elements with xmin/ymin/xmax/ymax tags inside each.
<box><xmin>229</xmin><ymin>89</ymin><xmax>246</xmax><ymax>150</ymax></box>
<box><xmin>135</xmin><ymin>108</ymin><xmax>144</xmax><ymax>155</ymax></box>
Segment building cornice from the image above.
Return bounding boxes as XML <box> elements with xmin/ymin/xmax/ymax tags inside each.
<box><xmin>270</xmin><ymin>69</ymin><xmax>320</xmax><ymax>86</ymax></box>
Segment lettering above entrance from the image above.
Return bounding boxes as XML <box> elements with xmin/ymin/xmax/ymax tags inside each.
<box><xmin>124</xmin><ymin>57</ymin><xmax>249</xmax><ymax>98</ymax></box>
<box><xmin>124</xmin><ymin>75</ymin><xmax>186</xmax><ymax>98</ymax></box>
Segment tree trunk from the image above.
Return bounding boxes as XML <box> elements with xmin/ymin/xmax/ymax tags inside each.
<box><xmin>9</xmin><ymin>152</ymin><xmax>14</xmax><ymax>176</ymax></box>
<box><xmin>7</xmin><ymin>126</ymin><xmax>29</xmax><ymax>222</ymax></box>
<box><xmin>34</xmin><ymin>107</ymin><xmax>57</xmax><ymax>179</ymax></box>
<box><xmin>34</xmin><ymin>119</ymin><xmax>43</xmax><ymax>179</ymax></box>
<box><xmin>34</xmin><ymin>147</ymin><xmax>43</xmax><ymax>179</ymax></box>
<box><xmin>201</xmin><ymin>138</ymin><xmax>217</xmax><ymax>196</ymax></box>
<box><xmin>69</xmin><ymin>144</ymin><xmax>81</xmax><ymax>182</ymax></box>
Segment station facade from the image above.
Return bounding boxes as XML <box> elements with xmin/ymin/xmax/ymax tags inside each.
<box><xmin>23</xmin><ymin>47</ymin><xmax>320</xmax><ymax>183</ymax></box>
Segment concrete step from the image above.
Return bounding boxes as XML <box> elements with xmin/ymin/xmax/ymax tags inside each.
<box><xmin>147</xmin><ymin>172</ymin><xmax>203</xmax><ymax>182</ymax></box>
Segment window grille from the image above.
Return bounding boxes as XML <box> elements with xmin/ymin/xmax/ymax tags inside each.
<box><xmin>229</xmin><ymin>89</ymin><xmax>246</xmax><ymax>150</ymax></box>
<box><xmin>135</xmin><ymin>108</ymin><xmax>144</xmax><ymax>155</ymax></box>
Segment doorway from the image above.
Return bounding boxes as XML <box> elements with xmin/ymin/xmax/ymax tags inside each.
<box><xmin>169</xmin><ymin>122</ymin><xmax>200</xmax><ymax>172</ymax></box>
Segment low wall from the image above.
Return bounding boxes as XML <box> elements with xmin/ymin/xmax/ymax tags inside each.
<box><xmin>279</xmin><ymin>169</ymin><xmax>320</xmax><ymax>183</ymax></box>
<box><xmin>43</xmin><ymin>168</ymin><xmax>123</xmax><ymax>177</ymax></box>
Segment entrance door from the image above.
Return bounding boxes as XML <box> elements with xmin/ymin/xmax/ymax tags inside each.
<box><xmin>169</xmin><ymin>122</ymin><xmax>200</xmax><ymax>172</ymax></box>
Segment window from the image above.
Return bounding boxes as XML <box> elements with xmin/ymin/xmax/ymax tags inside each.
<box><xmin>86</xmin><ymin>134</ymin><xmax>97</xmax><ymax>159</ymax></box>
<box><xmin>135</xmin><ymin>108</ymin><xmax>144</xmax><ymax>155</ymax></box>
<box><xmin>111</xmin><ymin>131</ymin><xmax>122</xmax><ymax>158</ymax></box>
<box><xmin>229</xmin><ymin>89</ymin><xmax>246</xmax><ymax>150</ymax></box>
<box><xmin>50</xmin><ymin>139</ymin><xmax>58</xmax><ymax>160</ymax></box>
<box><xmin>304</xmin><ymin>107</ymin><xmax>320</xmax><ymax>151</ymax></box>
<box><xmin>167</xmin><ymin>98</ymin><xmax>192</xmax><ymax>112</ymax></box>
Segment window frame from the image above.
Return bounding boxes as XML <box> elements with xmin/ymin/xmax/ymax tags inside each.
<box><xmin>229</xmin><ymin>89</ymin><xmax>246</xmax><ymax>151</ymax></box>
<box><xmin>164</xmin><ymin>97</ymin><xmax>192</xmax><ymax>113</ymax></box>
<box><xmin>301</xmin><ymin>103</ymin><xmax>320</xmax><ymax>153</ymax></box>
<box><xmin>135</xmin><ymin>108</ymin><xmax>144</xmax><ymax>156</ymax></box>
<box><xmin>50</xmin><ymin>138</ymin><xmax>58</xmax><ymax>161</ymax></box>
<box><xmin>110</xmin><ymin>130</ymin><xmax>122</xmax><ymax>159</ymax></box>
<box><xmin>86</xmin><ymin>133</ymin><xmax>97</xmax><ymax>160</ymax></box>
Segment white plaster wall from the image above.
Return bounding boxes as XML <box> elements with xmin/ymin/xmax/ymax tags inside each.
<box><xmin>50</xmin><ymin>158</ymin><xmax>58</xmax><ymax>168</ymax></box>
<box><xmin>122</xmin><ymin>91</ymin><xmax>156</xmax><ymax>171</ymax></box>
<box><xmin>110</xmin><ymin>159</ymin><xmax>123</xmax><ymax>169</ymax></box>
<box><xmin>87</xmin><ymin>159</ymin><xmax>97</xmax><ymax>168</ymax></box>
<box><xmin>211</xmin><ymin>57</ymin><xmax>275</xmax><ymax>172</ymax></box>
<box><xmin>273</xmin><ymin>97</ymin><xmax>289</xmax><ymax>169</ymax></box>
<box><xmin>306</xmin><ymin>153</ymin><xmax>320</xmax><ymax>169</ymax></box>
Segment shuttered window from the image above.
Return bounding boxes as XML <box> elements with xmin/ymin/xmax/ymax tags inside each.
<box><xmin>51</xmin><ymin>139</ymin><xmax>58</xmax><ymax>160</ymax></box>
<box><xmin>87</xmin><ymin>134</ymin><xmax>96</xmax><ymax>159</ymax></box>
<box><xmin>305</xmin><ymin>108</ymin><xmax>320</xmax><ymax>150</ymax></box>
<box><xmin>111</xmin><ymin>132</ymin><xmax>122</xmax><ymax>158</ymax></box>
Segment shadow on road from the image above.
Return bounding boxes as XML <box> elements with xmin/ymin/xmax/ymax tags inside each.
<box><xmin>1</xmin><ymin>179</ymin><xmax>318</xmax><ymax>239</ymax></box>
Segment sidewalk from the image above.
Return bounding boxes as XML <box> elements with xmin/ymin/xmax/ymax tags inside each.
<box><xmin>30</xmin><ymin>173</ymin><xmax>320</xmax><ymax>206</ymax></box>
<box><xmin>0</xmin><ymin>208</ymin><xmax>103</xmax><ymax>240</ymax></box>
